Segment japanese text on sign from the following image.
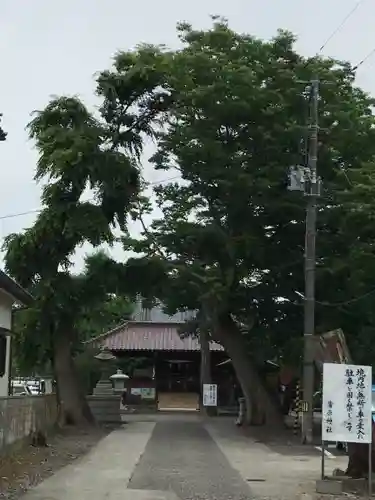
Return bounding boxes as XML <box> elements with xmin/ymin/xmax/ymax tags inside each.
<box><xmin>203</xmin><ymin>384</ymin><xmax>217</xmax><ymax>407</ymax></box>
<box><xmin>322</xmin><ymin>363</ymin><xmax>372</xmax><ymax>443</ymax></box>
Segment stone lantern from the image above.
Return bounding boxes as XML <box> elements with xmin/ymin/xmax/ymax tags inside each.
<box><xmin>88</xmin><ymin>347</ymin><xmax>124</xmax><ymax>424</ymax></box>
<box><xmin>95</xmin><ymin>345</ymin><xmax>116</xmax><ymax>363</ymax></box>
<box><xmin>93</xmin><ymin>347</ymin><xmax>116</xmax><ymax>396</ymax></box>
<box><xmin>110</xmin><ymin>369</ymin><xmax>129</xmax><ymax>394</ymax></box>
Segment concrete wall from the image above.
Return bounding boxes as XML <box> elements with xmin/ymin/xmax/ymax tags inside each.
<box><xmin>0</xmin><ymin>395</ymin><xmax>58</xmax><ymax>452</ymax></box>
<box><xmin>0</xmin><ymin>290</ymin><xmax>12</xmax><ymax>330</ymax></box>
<box><xmin>0</xmin><ymin>290</ymin><xmax>13</xmax><ymax>397</ymax></box>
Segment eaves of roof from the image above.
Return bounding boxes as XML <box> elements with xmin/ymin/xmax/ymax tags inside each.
<box><xmin>0</xmin><ymin>270</ymin><xmax>33</xmax><ymax>306</ymax></box>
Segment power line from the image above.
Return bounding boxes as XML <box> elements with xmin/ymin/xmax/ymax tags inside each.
<box><xmin>0</xmin><ymin>175</ymin><xmax>181</xmax><ymax>222</ymax></box>
<box><xmin>317</xmin><ymin>0</ymin><xmax>375</xmax><ymax>72</ymax></box>
<box><xmin>319</xmin><ymin>0</ymin><xmax>366</xmax><ymax>53</ymax></box>
<box><xmin>296</xmin><ymin>286</ymin><xmax>375</xmax><ymax>307</ymax></box>
<box><xmin>0</xmin><ymin>209</ymin><xmax>40</xmax><ymax>221</ymax></box>
<box><xmin>316</xmin><ymin>287</ymin><xmax>375</xmax><ymax>307</ymax></box>
<box><xmin>353</xmin><ymin>46</ymin><xmax>375</xmax><ymax>71</ymax></box>
<box><xmin>148</xmin><ymin>175</ymin><xmax>181</xmax><ymax>186</ymax></box>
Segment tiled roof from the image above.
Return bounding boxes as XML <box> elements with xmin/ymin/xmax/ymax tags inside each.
<box><xmin>98</xmin><ymin>322</ymin><xmax>224</xmax><ymax>352</ymax></box>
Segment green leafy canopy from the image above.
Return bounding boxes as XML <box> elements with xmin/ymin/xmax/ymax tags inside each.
<box><xmin>3</xmin><ymin>47</ymin><xmax>170</xmax><ymax>375</ymax></box>
<box><xmin>7</xmin><ymin>17</ymin><xmax>375</xmax><ymax>377</ymax></box>
<box><xmin>121</xmin><ymin>19</ymin><xmax>375</xmax><ymax>364</ymax></box>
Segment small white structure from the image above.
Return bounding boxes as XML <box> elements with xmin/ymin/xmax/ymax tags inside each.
<box><xmin>0</xmin><ymin>270</ymin><xmax>33</xmax><ymax>396</ymax></box>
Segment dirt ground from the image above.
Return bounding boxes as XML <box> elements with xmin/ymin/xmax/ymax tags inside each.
<box><xmin>0</xmin><ymin>425</ymin><xmax>112</xmax><ymax>499</ymax></box>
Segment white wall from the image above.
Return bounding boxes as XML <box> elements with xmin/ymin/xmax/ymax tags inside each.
<box><xmin>0</xmin><ymin>290</ymin><xmax>13</xmax><ymax>397</ymax></box>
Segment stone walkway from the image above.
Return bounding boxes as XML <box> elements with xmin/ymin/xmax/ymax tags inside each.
<box><xmin>20</xmin><ymin>415</ymin><xmax>348</xmax><ymax>500</ymax></box>
<box><xmin>129</xmin><ymin>420</ymin><xmax>251</xmax><ymax>499</ymax></box>
<box><xmin>21</xmin><ymin>421</ymin><xmax>154</xmax><ymax>500</ymax></box>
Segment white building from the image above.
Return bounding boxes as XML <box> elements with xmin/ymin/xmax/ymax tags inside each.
<box><xmin>0</xmin><ymin>270</ymin><xmax>33</xmax><ymax>396</ymax></box>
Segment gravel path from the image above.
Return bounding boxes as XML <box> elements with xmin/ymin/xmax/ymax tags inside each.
<box><xmin>128</xmin><ymin>421</ymin><xmax>252</xmax><ymax>500</ymax></box>
<box><xmin>0</xmin><ymin>426</ymin><xmax>110</xmax><ymax>499</ymax></box>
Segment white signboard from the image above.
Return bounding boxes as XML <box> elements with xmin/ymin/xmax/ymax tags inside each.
<box><xmin>203</xmin><ymin>384</ymin><xmax>217</xmax><ymax>407</ymax></box>
<box><xmin>140</xmin><ymin>388</ymin><xmax>156</xmax><ymax>400</ymax></box>
<box><xmin>130</xmin><ymin>388</ymin><xmax>142</xmax><ymax>396</ymax></box>
<box><xmin>322</xmin><ymin>363</ymin><xmax>372</xmax><ymax>443</ymax></box>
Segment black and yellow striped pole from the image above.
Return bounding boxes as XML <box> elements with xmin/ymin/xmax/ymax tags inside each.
<box><xmin>293</xmin><ymin>380</ymin><xmax>301</xmax><ymax>436</ymax></box>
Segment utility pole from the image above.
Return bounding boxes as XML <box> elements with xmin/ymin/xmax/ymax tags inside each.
<box><xmin>301</xmin><ymin>79</ymin><xmax>320</xmax><ymax>444</ymax></box>
<box><xmin>288</xmin><ymin>79</ymin><xmax>321</xmax><ymax>444</ymax></box>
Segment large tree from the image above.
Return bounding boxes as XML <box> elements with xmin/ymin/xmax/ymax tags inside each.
<box><xmin>3</xmin><ymin>48</ymin><xmax>168</xmax><ymax>425</ymax></box>
<box><xmin>121</xmin><ymin>19</ymin><xmax>375</xmax><ymax>427</ymax></box>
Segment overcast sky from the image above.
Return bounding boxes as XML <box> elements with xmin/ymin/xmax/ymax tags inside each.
<box><xmin>1</xmin><ymin>0</ymin><xmax>374</xmax><ymax>272</ymax></box>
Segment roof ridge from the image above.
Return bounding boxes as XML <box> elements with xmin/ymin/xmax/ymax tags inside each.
<box><xmin>127</xmin><ymin>320</ymin><xmax>185</xmax><ymax>325</ymax></box>
<box><xmin>83</xmin><ymin>320</ymin><xmax>130</xmax><ymax>344</ymax></box>
<box><xmin>84</xmin><ymin>318</ymin><xmax>188</xmax><ymax>345</ymax></box>
<box><xmin>97</xmin><ymin>322</ymin><xmax>224</xmax><ymax>352</ymax></box>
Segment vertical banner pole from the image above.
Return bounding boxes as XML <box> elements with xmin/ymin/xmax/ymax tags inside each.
<box><xmin>321</xmin><ymin>440</ymin><xmax>325</xmax><ymax>480</ymax></box>
<box><xmin>369</xmin><ymin>442</ymin><xmax>372</xmax><ymax>497</ymax></box>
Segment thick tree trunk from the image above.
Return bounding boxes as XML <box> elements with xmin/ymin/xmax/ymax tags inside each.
<box><xmin>346</xmin><ymin>443</ymin><xmax>375</xmax><ymax>478</ymax></box>
<box><xmin>200</xmin><ymin>329</ymin><xmax>213</xmax><ymax>414</ymax></box>
<box><xmin>346</xmin><ymin>421</ymin><xmax>375</xmax><ymax>478</ymax></box>
<box><xmin>53</xmin><ymin>333</ymin><xmax>95</xmax><ymax>426</ymax></box>
<box><xmin>212</xmin><ymin>313</ymin><xmax>283</xmax><ymax>427</ymax></box>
